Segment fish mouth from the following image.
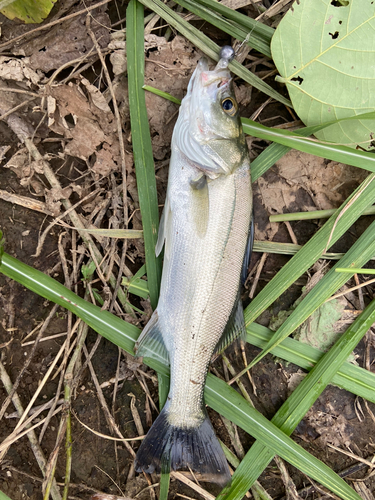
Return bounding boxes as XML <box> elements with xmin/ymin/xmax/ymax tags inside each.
<box><xmin>188</xmin><ymin>57</ymin><xmax>232</xmax><ymax>95</ymax></box>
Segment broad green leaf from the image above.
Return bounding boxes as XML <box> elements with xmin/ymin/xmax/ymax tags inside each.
<box><xmin>127</xmin><ymin>0</ymin><xmax>162</xmax><ymax>309</ymax></box>
<box><xmin>271</xmin><ymin>0</ymin><xmax>375</xmax><ymax>150</ymax></box>
<box><xmin>0</xmin><ymin>252</ymin><xmax>361</xmax><ymax>500</ymax></box>
<box><xmin>1</xmin><ymin>0</ymin><xmax>57</xmax><ymax>23</ymax></box>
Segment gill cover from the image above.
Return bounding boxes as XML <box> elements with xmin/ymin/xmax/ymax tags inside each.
<box><xmin>172</xmin><ymin>52</ymin><xmax>245</xmax><ymax>177</ymax></box>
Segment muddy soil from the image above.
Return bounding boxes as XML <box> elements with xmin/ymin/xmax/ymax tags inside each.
<box><xmin>0</xmin><ymin>2</ymin><xmax>375</xmax><ymax>500</ymax></box>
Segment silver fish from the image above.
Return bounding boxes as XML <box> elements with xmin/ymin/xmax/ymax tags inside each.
<box><xmin>134</xmin><ymin>46</ymin><xmax>253</xmax><ymax>486</ymax></box>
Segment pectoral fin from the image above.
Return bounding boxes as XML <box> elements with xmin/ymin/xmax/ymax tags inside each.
<box><xmin>156</xmin><ymin>196</ymin><xmax>172</xmax><ymax>258</ymax></box>
<box><xmin>135</xmin><ymin>310</ymin><xmax>169</xmax><ymax>365</ymax></box>
<box><xmin>214</xmin><ymin>293</ymin><xmax>246</xmax><ymax>355</ymax></box>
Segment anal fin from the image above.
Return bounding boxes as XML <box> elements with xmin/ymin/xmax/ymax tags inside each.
<box><xmin>135</xmin><ymin>310</ymin><xmax>169</xmax><ymax>365</ymax></box>
<box><xmin>241</xmin><ymin>211</ymin><xmax>254</xmax><ymax>284</ymax></box>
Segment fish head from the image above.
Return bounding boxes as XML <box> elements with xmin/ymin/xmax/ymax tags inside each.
<box><xmin>173</xmin><ymin>51</ymin><xmax>248</xmax><ymax>178</ymax></box>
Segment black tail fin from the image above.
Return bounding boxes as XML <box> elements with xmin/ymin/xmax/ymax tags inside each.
<box><xmin>135</xmin><ymin>406</ymin><xmax>231</xmax><ymax>486</ymax></box>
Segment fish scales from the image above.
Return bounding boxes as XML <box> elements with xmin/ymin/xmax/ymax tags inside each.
<box><xmin>164</xmin><ymin>152</ymin><xmax>251</xmax><ymax>426</ymax></box>
<box><xmin>134</xmin><ymin>46</ymin><xmax>253</xmax><ymax>486</ymax></box>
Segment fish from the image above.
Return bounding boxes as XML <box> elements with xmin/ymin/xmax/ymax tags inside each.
<box><xmin>134</xmin><ymin>46</ymin><xmax>253</xmax><ymax>486</ymax></box>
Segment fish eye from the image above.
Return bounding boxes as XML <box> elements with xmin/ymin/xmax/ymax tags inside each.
<box><xmin>221</xmin><ymin>97</ymin><xmax>237</xmax><ymax>116</ymax></box>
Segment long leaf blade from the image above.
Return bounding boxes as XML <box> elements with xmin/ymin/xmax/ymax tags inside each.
<box><xmin>127</xmin><ymin>0</ymin><xmax>162</xmax><ymax>309</ymax></box>
<box><xmin>242</xmin><ymin>118</ymin><xmax>375</xmax><ymax>173</ymax></box>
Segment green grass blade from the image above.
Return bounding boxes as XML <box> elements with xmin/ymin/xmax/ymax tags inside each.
<box><xmin>269</xmin><ymin>205</ymin><xmax>375</xmax><ymax>222</ymax></box>
<box><xmin>248</xmin><ymin>114</ymin><xmax>345</xmax><ymax>180</ymax></box>
<box><xmin>246</xmin><ymin>322</ymin><xmax>375</xmax><ymax>403</ymax></box>
<box><xmin>127</xmin><ymin>0</ymin><xmax>162</xmax><ymax>309</ymax></box>
<box><xmin>242</xmin><ymin>118</ymin><xmax>375</xmax><ymax>173</ymax></box>
<box><xmin>157</xmin><ymin>372</ymin><xmax>170</xmax><ymax>410</ymax></box>
<box><xmin>122</xmin><ymin>276</ymin><xmax>149</xmax><ymax>299</ymax></box>
<box><xmin>170</xmin><ymin>0</ymin><xmax>272</xmax><ymax>57</ymax></box>
<box><xmin>218</xmin><ymin>299</ymin><xmax>375</xmax><ymax>500</ymax></box>
<box><xmin>336</xmin><ymin>268</ymin><xmax>375</xmax><ymax>274</ymax></box>
<box><xmin>253</xmin><ymin>240</ymin><xmax>350</xmax><ymax>260</ymax></box>
<box><xmin>243</xmin><ymin>172</ymin><xmax>375</xmax><ymax>339</ymax></box>
<box><xmin>136</xmin><ymin>0</ymin><xmax>291</xmax><ymax>106</ymax></box>
<box><xmin>0</xmin><ymin>253</ymin><xmax>140</xmax><ymax>352</ymax></box>
<box><xmin>192</xmin><ymin>0</ymin><xmax>274</xmax><ymax>45</ymax></box>
<box><xmin>0</xmin><ymin>490</ymin><xmax>13</xmax><ymax>500</ymax></box>
<box><xmin>0</xmin><ymin>252</ymin><xmax>361</xmax><ymax>500</ymax></box>
<box><xmin>251</xmin><ymin>142</ymin><xmax>291</xmax><ymax>182</ymax></box>
<box><xmin>143</xmin><ymin>85</ymin><xmax>182</xmax><ymax>105</ymax></box>
<box><xmin>159</xmin><ymin>456</ymin><xmax>171</xmax><ymax>500</ymax></box>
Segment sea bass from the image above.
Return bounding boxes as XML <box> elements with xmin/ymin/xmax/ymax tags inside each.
<box><xmin>134</xmin><ymin>46</ymin><xmax>253</xmax><ymax>485</ymax></box>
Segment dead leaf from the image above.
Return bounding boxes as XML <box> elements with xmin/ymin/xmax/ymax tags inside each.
<box><xmin>92</xmin><ymin>143</ymin><xmax>118</xmax><ymax>177</ymax></box>
<box><xmin>234</xmin><ymin>83</ymin><xmax>252</xmax><ymax>107</ymax></box>
<box><xmin>17</xmin><ymin>10</ymin><xmax>111</xmax><ymax>72</ymax></box>
<box><xmin>44</xmin><ymin>186</ymin><xmax>73</xmax><ymax>216</ymax></box>
<box><xmin>0</xmin><ymin>145</ymin><xmax>11</xmax><ymax>165</ymax></box>
<box><xmin>3</xmin><ymin>148</ymin><xmax>29</xmax><ymax>176</ymax></box>
<box><xmin>253</xmin><ymin>150</ymin><xmax>369</xmax><ymax>244</ymax></box>
<box><xmin>0</xmin><ymin>56</ymin><xmax>41</xmax><ymax>85</ymax></box>
<box><xmin>311</xmin><ymin>411</ymin><xmax>353</xmax><ymax>448</ymax></box>
<box><xmin>80</xmin><ymin>78</ymin><xmax>112</xmax><ymax>114</ymax></box>
<box><xmin>66</xmin><ymin>117</ymin><xmax>106</xmax><ymax>160</ymax></box>
<box><xmin>47</xmin><ymin>82</ymin><xmax>118</xmax><ymax>162</ymax></box>
<box><xmin>110</xmin><ymin>50</ymin><xmax>127</xmax><ymax>76</ymax></box>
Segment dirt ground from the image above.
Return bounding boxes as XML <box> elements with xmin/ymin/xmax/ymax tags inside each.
<box><xmin>0</xmin><ymin>1</ymin><xmax>375</xmax><ymax>500</ymax></box>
